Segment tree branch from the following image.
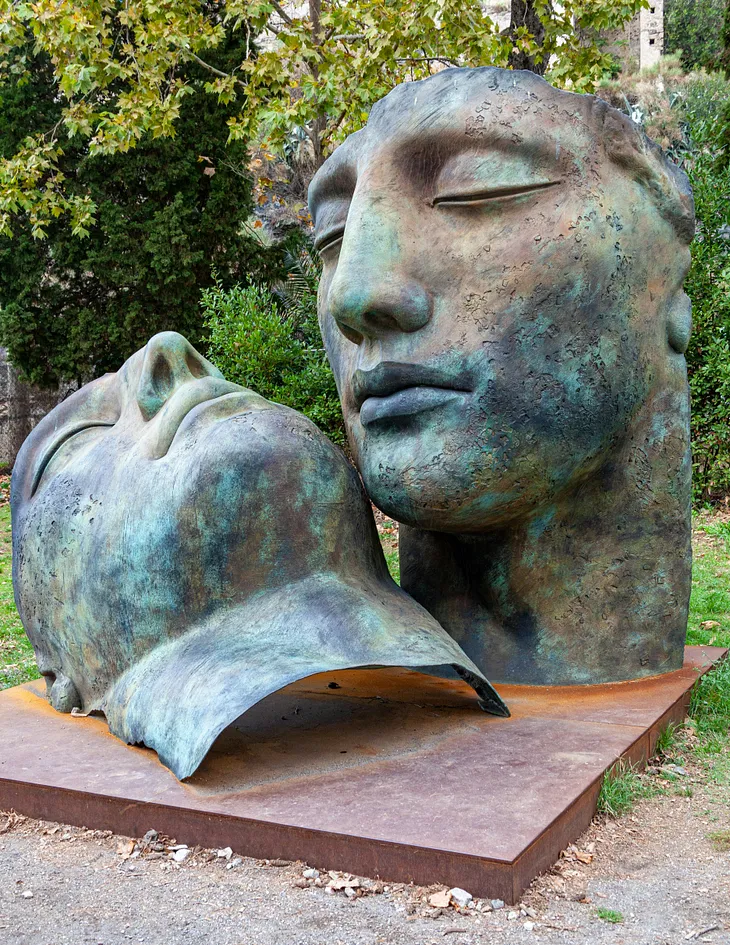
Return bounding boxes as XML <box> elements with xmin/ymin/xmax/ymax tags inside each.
<box><xmin>395</xmin><ymin>56</ymin><xmax>460</xmax><ymax>66</ymax></box>
<box><xmin>188</xmin><ymin>52</ymin><xmax>246</xmax><ymax>88</ymax></box>
<box><xmin>269</xmin><ymin>0</ymin><xmax>295</xmax><ymax>26</ymax></box>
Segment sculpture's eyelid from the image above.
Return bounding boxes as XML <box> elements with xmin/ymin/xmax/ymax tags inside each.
<box><xmin>30</xmin><ymin>421</ymin><xmax>116</xmax><ymax>498</ymax></box>
<box><xmin>431</xmin><ymin>179</ymin><xmax>563</xmax><ymax>206</ymax></box>
<box><xmin>314</xmin><ymin>225</ymin><xmax>346</xmax><ymax>253</ymax></box>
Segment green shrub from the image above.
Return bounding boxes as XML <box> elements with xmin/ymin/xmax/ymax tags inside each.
<box><xmin>684</xmin><ymin>158</ymin><xmax>730</xmax><ymax>502</ymax></box>
<box><xmin>680</xmin><ymin>76</ymin><xmax>730</xmax><ymax>502</ymax></box>
<box><xmin>203</xmin><ymin>252</ymin><xmax>346</xmax><ymax>447</ymax></box>
<box><xmin>665</xmin><ymin>0</ymin><xmax>727</xmax><ymax>72</ymax></box>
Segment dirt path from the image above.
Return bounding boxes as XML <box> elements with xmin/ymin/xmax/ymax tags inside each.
<box><xmin>2</xmin><ymin>749</ymin><xmax>728</xmax><ymax>945</ymax></box>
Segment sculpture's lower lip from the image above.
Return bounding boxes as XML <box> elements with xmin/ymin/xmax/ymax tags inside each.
<box><xmin>359</xmin><ymin>386</ymin><xmax>468</xmax><ymax>426</ymax></box>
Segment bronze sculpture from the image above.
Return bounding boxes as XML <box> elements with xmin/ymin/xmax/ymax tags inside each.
<box><xmin>11</xmin><ymin>331</ymin><xmax>507</xmax><ymax>780</ymax></box>
<box><xmin>310</xmin><ymin>67</ymin><xmax>695</xmax><ymax>685</ymax></box>
<box><xmin>11</xmin><ymin>66</ymin><xmax>696</xmax><ymax>788</ymax></box>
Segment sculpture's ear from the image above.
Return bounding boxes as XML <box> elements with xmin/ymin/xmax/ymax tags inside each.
<box><xmin>666</xmin><ymin>291</ymin><xmax>693</xmax><ymax>356</ymax></box>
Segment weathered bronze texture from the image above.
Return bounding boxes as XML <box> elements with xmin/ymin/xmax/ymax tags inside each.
<box><xmin>11</xmin><ymin>331</ymin><xmax>507</xmax><ymax>780</ymax></box>
<box><xmin>0</xmin><ymin>647</ymin><xmax>724</xmax><ymax>903</ymax></box>
<box><xmin>310</xmin><ymin>67</ymin><xmax>695</xmax><ymax>685</ymax></box>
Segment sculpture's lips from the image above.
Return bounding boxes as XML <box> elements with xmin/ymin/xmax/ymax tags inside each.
<box><xmin>353</xmin><ymin>362</ymin><xmax>470</xmax><ymax>426</ymax></box>
<box><xmin>163</xmin><ymin>386</ymin><xmax>265</xmax><ymax>456</ymax></box>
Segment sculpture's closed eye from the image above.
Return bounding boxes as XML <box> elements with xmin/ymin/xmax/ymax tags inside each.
<box><xmin>314</xmin><ymin>227</ymin><xmax>345</xmax><ymax>256</ymax></box>
<box><xmin>31</xmin><ymin>422</ymin><xmax>116</xmax><ymax>496</ymax></box>
<box><xmin>432</xmin><ymin>179</ymin><xmax>562</xmax><ymax>207</ymax></box>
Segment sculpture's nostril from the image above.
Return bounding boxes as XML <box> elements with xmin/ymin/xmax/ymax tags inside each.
<box><xmin>136</xmin><ymin>333</ymin><xmax>218</xmax><ymax>421</ymax></box>
<box><xmin>328</xmin><ymin>278</ymin><xmax>432</xmax><ymax>341</ymax></box>
<box><xmin>185</xmin><ymin>352</ymin><xmax>208</xmax><ymax>379</ymax></box>
<box><xmin>337</xmin><ymin>321</ymin><xmax>365</xmax><ymax>346</ymax></box>
<box><xmin>152</xmin><ymin>352</ymin><xmax>174</xmax><ymax>396</ymax></box>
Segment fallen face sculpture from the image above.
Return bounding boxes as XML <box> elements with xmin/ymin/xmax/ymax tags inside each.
<box><xmin>310</xmin><ymin>67</ymin><xmax>695</xmax><ymax>685</ymax></box>
<box><xmin>11</xmin><ymin>331</ymin><xmax>507</xmax><ymax>779</ymax></box>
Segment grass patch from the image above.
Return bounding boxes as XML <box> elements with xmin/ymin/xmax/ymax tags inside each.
<box><xmin>654</xmin><ymin>722</ymin><xmax>678</xmax><ymax>759</ymax></box>
<box><xmin>0</xmin><ymin>502</ymin><xmax>37</xmax><ymax>690</ymax></box>
<box><xmin>688</xmin><ymin>514</ymin><xmax>730</xmax><ymax>648</ymax></box>
<box><xmin>383</xmin><ymin>546</ymin><xmax>400</xmax><ymax>584</ymax></box>
<box><xmin>689</xmin><ymin>653</ymin><xmax>730</xmax><ymax>752</ymax></box>
<box><xmin>682</xmin><ymin>514</ymin><xmax>730</xmax><ymax>790</ymax></box>
<box><xmin>707</xmin><ymin>829</ymin><xmax>730</xmax><ymax>851</ymax></box>
<box><xmin>596</xmin><ymin>908</ymin><xmax>624</xmax><ymax>924</ymax></box>
<box><xmin>597</xmin><ymin>760</ymin><xmax>656</xmax><ymax>817</ymax></box>
<box><xmin>377</xmin><ymin>516</ymin><xmax>400</xmax><ymax>584</ymax></box>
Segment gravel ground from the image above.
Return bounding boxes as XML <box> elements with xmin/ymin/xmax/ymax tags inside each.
<box><xmin>1</xmin><ymin>749</ymin><xmax>729</xmax><ymax>945</ymax></box>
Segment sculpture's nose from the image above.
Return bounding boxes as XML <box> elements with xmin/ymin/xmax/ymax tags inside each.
<box><xmin>325</xmin><ymin>199</ymin><xmax>432</xmax><ymax>344</ymax></box>
<box><xmin>136</xmin><ymin>332</ymin><xmax>224</xmax><ymax>420</ymax></box>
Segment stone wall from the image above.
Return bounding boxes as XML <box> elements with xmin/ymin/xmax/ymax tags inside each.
<box><xmin>601</xmin><ymin>0</ymin><xmax>664</xmax><ymax>72</ymax></box>
<box><xmin>640</xmin><ymin>0</ymin><xmax>664</xmax><ymax>69</ymax></box>
<box><xmin>0</xmin><ymin>348</ymin><xmax>67</xmax><ymax>470</ymax></box>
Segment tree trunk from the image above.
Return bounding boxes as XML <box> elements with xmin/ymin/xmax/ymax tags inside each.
<box><xmin>507</xmin><ymin>0</ymin><xmax>548</xmax><ymax>75</ymax></box>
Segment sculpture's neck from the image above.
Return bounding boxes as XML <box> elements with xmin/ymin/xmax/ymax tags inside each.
<box><xmin>399</xmin><ymin>383</ymin><xmax>692</xmax><ymax>685</ymax></box>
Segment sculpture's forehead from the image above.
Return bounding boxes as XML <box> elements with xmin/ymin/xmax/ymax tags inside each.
<box><xmin>309</xmin><ymin>68</ymin><xmax>596</xmax><ymax>213</ymax></box>
<box><xmin>365</xmin><ymin>67</ymin><xmax>573</xmax><ymax>140</ymax></box>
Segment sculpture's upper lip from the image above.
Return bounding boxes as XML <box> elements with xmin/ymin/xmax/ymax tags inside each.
<box><xmin>352</xmin><ymin>362</ymin><xmax>471</xmax><ymax>408</ymax></box>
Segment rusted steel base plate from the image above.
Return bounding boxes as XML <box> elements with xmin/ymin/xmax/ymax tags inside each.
<box><xmin>0</xmin><ymin>645</ymin><xmax>725</xmax><ymax>903</ymax></box>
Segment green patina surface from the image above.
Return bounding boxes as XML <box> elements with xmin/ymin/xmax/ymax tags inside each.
<box><xmin>311</xmin><ymin>67</ymin><xmax>696</xmax><ymax>685</ymax></box>
<box><xmin>8</xmin><ymin>333</ymin><xmax>505</xmax><ymax>781</ymax></box>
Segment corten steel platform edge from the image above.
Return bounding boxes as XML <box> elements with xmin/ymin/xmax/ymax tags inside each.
<box><xmin>508</xmin><ymin>670</ymin><xmax>712</xmax><ymax>903</ymax></box>
<box><xmin>0</xmin><ymin>779</ymin><xmax>518</xmax><ymax>902</ymax></box>
<box><xmin>0</xmin><ymin>645</ymin><xmax>726</xmax><ymax>905</ymax></box>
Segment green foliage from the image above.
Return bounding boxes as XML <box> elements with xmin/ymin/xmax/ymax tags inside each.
<box><xmin>203</xmin><ymin>251</ymin><xmax>346</xmax><ymax>446</ymax></box>
<box><xmin>654</xmin><ymin>722</ymin><xmax>678</xmax><ymax>758</ymax></box>
<box><xmin>0</xmin><ymin>37</ymin><xmax>284</xmax><ymax>388</ymax></box>
<box><xmin>665</xmin><ymin>0</ymin><xmax>726</xmax><ymax>71</ymax></box>
<box><xmin>684</xmin><ymin>158</ymin><xmax>730</xmax><ymax>501</ymax></box>
<box><xmin>596</xmin><ymin>908</ymin><xmax>624</xmax><ymax>924</ymax></box>
<box><xmin>597</xmin><ymin>760</ymin><xmax>656</xmax><ymax>816</ymax></box>
<box><xmin>680</xmin><ymin>78</ymin><xmax>730</xmax><ymax>502</ymax></box>
<box><xmin>0</xmin><ymin>504</ymin><xmax>36</xmax><ymax>690</ymax></box>
<box><xmin>0</xmin><ymin>0</ymin><xmax>647</xmax><ymax>234</ymax></box>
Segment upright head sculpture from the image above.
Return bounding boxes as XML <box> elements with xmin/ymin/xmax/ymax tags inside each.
<box><xmin>309</xmin><ymin>67</ymin><xmax>695</xmax><ymax>685</ymax></box>
<box><xmin>11</xmin><ymin>331</ymin><xmax>507</xmax><ymax>779</ymax></box>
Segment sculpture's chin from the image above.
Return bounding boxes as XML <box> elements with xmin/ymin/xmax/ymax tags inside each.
<box><xmin>355</xmin><ymin>414</ymin><xmax>630</xmax><ymax>533</ymax></box>
<box><xmin>362</xmin><ymin>468</ymin><xmax>542</xmax><ymax>533</ymax></box>
<box><xmin>359</xmin><ymin>441</ymin><xmax>623</xmax><ymax>533</ymax></box>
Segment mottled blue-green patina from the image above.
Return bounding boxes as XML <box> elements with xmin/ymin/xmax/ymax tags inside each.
<box><xmin>310</xmin><ymin>67</ymin><xmax>695</xmax><ymax>685</ymax></box>
<box><xmin>11</xmin><ymin>332</ymin><xmax>507</xmax><ymax>779</ymax></box>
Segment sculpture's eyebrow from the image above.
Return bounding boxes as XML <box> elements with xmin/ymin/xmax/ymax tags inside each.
<box><xmin>308</xmin><ymin>160</ymin><xmax>357</xmax><ymax>226</ymax></box>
